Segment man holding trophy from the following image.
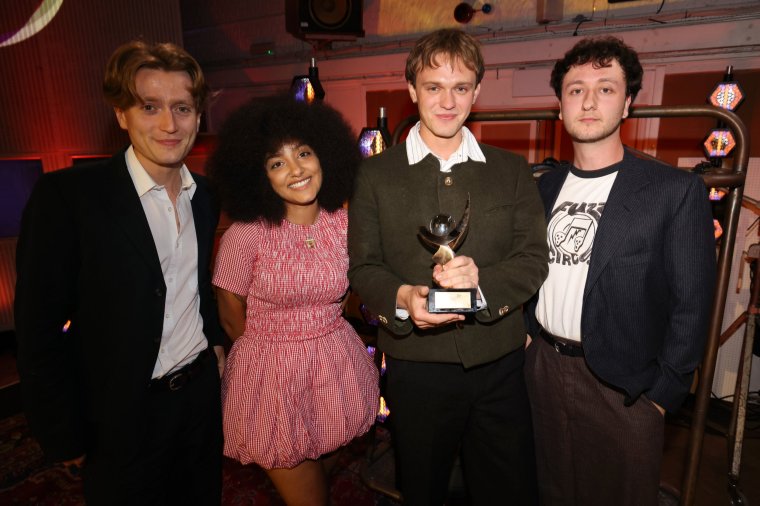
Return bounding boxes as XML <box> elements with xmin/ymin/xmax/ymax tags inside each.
<box><xmin>348</xmin><ymin>28</ymin><xmax>548</xmax><ymax>505</ymax></box>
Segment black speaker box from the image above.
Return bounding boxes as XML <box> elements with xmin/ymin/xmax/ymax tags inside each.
<box><xmin>286</xmin><ymin>0</ymin><xmax>364</xmax><ymax>40</ymax></box>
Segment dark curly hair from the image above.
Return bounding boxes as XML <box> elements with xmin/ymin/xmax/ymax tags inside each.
<box><xmin>550</xmin><ymin>36</ymin><xmax>643</xmax><ymax>103</ymax></box>
<box><xmin>207</xmin><ymin>96</ymin><xmax>360</xmax><ymax>224</ymax></box>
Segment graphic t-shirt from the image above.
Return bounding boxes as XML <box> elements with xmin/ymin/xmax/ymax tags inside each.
<box><xmin>535</xmin><ymin>162</ymin><xmax>620</xmax><ymax>341</ymax></box>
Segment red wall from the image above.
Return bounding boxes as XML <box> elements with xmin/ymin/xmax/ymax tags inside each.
<box><xmin>0</xmin><ymin>0</ymin><xmax>184</xmax><ymax>172</ymax></box>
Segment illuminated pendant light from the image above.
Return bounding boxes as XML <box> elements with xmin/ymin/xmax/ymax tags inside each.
<box><xmin>358</xmin><ymin>106</ymin><xmax>391</xmax><ymax>158</ymax></box>
<box><xmin>290</xmin><ymin>57</ymin><xmax>325</xmax><ymax>104</ymax></box>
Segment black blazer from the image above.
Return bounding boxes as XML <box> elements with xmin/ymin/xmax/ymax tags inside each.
<box><xmin>15</xmin><ymin>151</ymin><xmax>222</xmax><ymax>461</ymax></box>
<box><xmin>527</xmin><ymin>149</ymin><xmax>716</xmax><ymax>412</ymax></box>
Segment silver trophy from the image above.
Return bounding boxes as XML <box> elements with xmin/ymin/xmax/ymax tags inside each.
<box><xmin>418</xmin><ymin>196</ymin><xmax>477</xmax><ymax>313</ymax></box>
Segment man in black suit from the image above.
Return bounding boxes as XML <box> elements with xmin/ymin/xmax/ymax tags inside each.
<box><xmin>525</xmin><ymin>37</ymin><xmax>716</xmax><ymax>505</ymax></box>
<box><xmin>15</xmin><ymin>41</ymin><xmax>224</xmax><ymax>505</ymax></box>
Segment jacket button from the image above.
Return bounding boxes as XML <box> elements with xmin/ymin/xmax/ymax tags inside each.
<box><xmin>155</xmin><ymin>288</ymin><xmax>163</xmax><ymax>297</ymax></box>
<box><xmin>456</xmin><ymin>321</ymin><xmax>464</xmax><ymax>329</ymax></box>
<box><xmin>444</xmin><ymin>176</ymin><xmax>453</xmax><ymax>186</ymax></box>
<box><xmin>498</xmin><ymin>306</ymin><xmax>509</xmax><ymax>316</ymax></box>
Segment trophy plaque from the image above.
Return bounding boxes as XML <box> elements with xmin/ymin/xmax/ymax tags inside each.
<box><xmin>418</xmin><ymin>196</ymin><xmax>477</xmax><ymax>313</ymax></box>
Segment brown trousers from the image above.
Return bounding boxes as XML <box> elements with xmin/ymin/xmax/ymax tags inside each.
<box><xmin>524</xmin><ymin>335</ymin><xmax>664</xmax><ymax>506</ymax></box>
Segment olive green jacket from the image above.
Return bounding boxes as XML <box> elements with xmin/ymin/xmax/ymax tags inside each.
<box><xmin>348</xmin><ymin>143</ymin><xmax>548</xmax><ymax>368</ymax></box>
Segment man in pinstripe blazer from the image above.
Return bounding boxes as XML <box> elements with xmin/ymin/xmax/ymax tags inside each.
<box><xmin>525</xmin><ymin>37</ymin><xmax>716</xmax><ymax>505</ymax></box>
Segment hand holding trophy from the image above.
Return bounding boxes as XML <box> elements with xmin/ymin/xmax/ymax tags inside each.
<box><xmin>418</xmin><ymin>196</ymin><xmax>477</xmax><ymax>313</ymax></box>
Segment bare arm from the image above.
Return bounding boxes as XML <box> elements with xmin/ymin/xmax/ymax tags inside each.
<box><xmin>216</xmin><ymin>287</ymin><xmax>246</xmax><ymax>342</ymax></box>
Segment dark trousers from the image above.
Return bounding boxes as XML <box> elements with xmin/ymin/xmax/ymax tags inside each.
<box><xmin>524</xmin><ymin>335</ymin><xmax>664</xmax><ymax>506</ymax></box>
<box><xmin>386</xmin><ymin>348</ymin><xmax>537</xmax><ymax>506</ymax></box>
<box><xmin>83</xmin><ymin>358</ymin><xmax>223</xmax><ymax>506</ymax></box>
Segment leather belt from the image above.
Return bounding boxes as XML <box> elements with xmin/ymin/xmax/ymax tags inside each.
<box><xmin>539</xmin><ymin>328</ymin><xmax>584</xmax><ymax>357</ymax></box>
<box><xmin>150</xmin><ymin>348</ymin><xmax>211</xmax><ymax>392</ymax></box>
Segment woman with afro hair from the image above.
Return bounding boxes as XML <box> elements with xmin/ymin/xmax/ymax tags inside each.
<box><xmin>208</xmin><ymin>97</ymin><xmax>379</xmax><ymax>505</ymax></box>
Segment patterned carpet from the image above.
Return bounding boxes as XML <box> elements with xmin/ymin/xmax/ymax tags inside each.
<box><xmin>0</xmin><ymin>412</ymin><xmax>400</xmax><ymax>505</ymax></box>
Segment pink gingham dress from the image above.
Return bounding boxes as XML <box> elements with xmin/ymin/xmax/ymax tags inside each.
<box><xmin>213</xmin><ymin>208</ymin><xmax>379</xmax><ymax>469</ymax></box>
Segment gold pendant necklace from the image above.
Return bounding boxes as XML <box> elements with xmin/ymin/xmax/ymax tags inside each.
<box><xmin>297</xmin><ymin>210</ymin><xmax>318</xmax><ymax>248</ymax></box>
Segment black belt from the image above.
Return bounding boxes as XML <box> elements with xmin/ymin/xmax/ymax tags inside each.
<box><xmin>150</xmin><ymin>348</ymin><xmax>211</xmax><ymax>391</ymax></box>
<box><xmin>539</xmin><ymin>328</ymin><xmax>584</xmax><ymax>357</ymax></box>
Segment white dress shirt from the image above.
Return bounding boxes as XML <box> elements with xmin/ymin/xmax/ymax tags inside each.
<box><xmin>125</xmin><ymin>146</ymin><xmax>207</xmax><ymax>378</ymax></box>
<box><xmin>405</xmin><ymin>121</ymin><xmax>486</xmax><ymax>169</ymax></box>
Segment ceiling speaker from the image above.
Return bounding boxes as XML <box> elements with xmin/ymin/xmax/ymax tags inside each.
<box><xmin>286</xmin><ymin>0</ymin><xmax>364</xmax><ymax>40</ymax></box>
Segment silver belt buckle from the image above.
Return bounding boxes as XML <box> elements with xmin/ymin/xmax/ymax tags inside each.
<box><xmin>554</xmin><ymin>341</ymin><xmax>561</xmax><ymax>353</ymax></box>
<box><xmin>168</xmin><ymin>373</ymin><xmax>187</xmax><ymax>391</ymax></box>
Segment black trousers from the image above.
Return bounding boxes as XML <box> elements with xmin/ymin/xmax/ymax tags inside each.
<box><xmin>524</xmin><ymin>335</ymin><xmax>664</xmax><ymax>506</ymax></box>
<box><xmin>386</xmin><ymin>348</ymin><xmax>538</xmax><ymax>506</ymax></box>
<box><xmin>82</xmin><ymin>358</ymin><xmax>223</xmax><ymax>506</ymax></box>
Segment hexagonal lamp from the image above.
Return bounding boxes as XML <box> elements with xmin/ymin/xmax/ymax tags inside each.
<box><xmin>703</xmin><ymin>129</ymin><xmax>736</xmax><ymax>158</ymax></box>
<box><xmin>709</xmin><ymin>82</ymin><xmax>744</xmax><ymax>111</ymax></box>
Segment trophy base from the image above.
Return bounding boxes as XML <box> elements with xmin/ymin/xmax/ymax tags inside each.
<box><xmin>427</xmin><ymin>288</ymin><xmax>478</xmax><ymax>314</ymax></box>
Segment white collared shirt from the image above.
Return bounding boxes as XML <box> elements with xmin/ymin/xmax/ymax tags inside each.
<box><xmin>125</xmin><ymin>146</ymin><xmax>207</xmax><ymax>378</ymax></box>
<box><xmin>405</xmin><ymin>122</ymin><xmax>486</xmax><ymax>171</ymax></box>
<box><xmin>397</xmin><ymin>123</ymin><xmax>487</xmax><ymax>319</ymax></box>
